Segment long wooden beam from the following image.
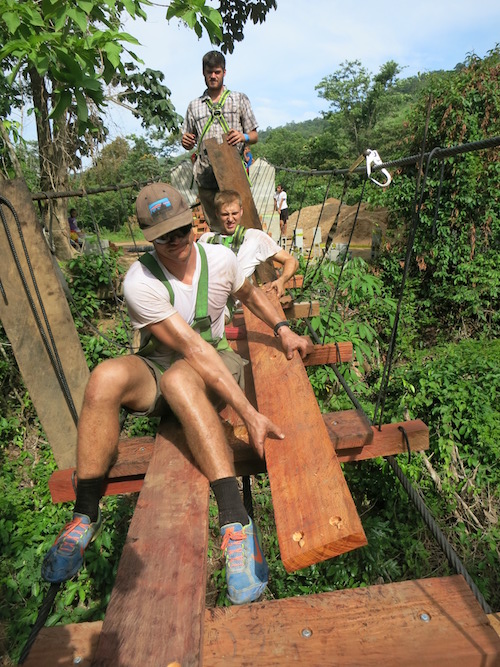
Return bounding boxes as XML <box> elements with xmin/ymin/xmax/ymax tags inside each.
<box><xmin>48</xmin><ymin>418</ymin><xmax>429</xmax><ymax>503</ymax></box>
<box><xmin>91</xmin><ymin>418</ymin><xmax>208</xmax><ymax>667</ymax></box>
<box><xmin>23</xmin><ymin>576</ymin><xmax>500</xmax><ymax>666</ymax></box>
<box><xmin>243</xmin><ymin>291</ymin><xmax>367</xmax><ymax>572</ymax></box>
<box><xmin>0</xmin><ymin>179</ymin><xmax>89</xmax><ymax>468</ymax></box>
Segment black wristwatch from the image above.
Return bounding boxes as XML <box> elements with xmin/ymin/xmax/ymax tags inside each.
<box><xmin>273</xmin><ymin>320</ymin><xmax>289</xmax><ymax>337</ymax></box>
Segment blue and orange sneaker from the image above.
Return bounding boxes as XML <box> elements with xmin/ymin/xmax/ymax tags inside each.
<box><xmin>41</xmin><ymin>511</ymin><xmax>102</xmax><ymax>583</ymax></box>
<box><xmin>220</xmin><ymin>518</ymin><xmax>269</xmax><ymax>604</ymax></box>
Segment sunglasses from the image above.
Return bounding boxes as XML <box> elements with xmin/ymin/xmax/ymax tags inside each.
<box><xmin>154</xmin><ymin>224</ymin><xmax>193</xmax><ymax>244</ymax></box>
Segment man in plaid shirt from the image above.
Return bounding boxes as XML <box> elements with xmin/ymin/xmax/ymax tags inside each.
<box><xmin>181</xmin><ymin>50</ymin><xmax>258</xmax><ymax>231</ymax></box>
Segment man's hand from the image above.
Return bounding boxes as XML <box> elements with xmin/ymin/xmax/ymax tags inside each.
<box><xmin>264</xmin><ymin>277</ymin><xmax>287</xmax><ymax>298</ymax></box>
<box><xmin>226</xmin><ymin>129</ymin><xmax>245</xmax><ymax>146</ymax></box>
<box><xmin>182</xmin><ymin>133</ymin><xmax>196</xmax><ymax>150</ymax></box>
<box><xmin>244</xmin><ymin>411</ymin><xmax>284</xmax><ymax>459</ymax></box>
<box><xmin>277</xmin><ymin>326</ymin><xmax>309</xmax><ymax>360</ymax></box>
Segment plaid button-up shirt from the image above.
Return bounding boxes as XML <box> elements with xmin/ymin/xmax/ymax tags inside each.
<box><xmin>182</xmin><ymin>87</ymin><xmax>258</xmax><ymax>189</ymax></box>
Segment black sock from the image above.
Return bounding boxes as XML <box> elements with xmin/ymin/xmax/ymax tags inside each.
<box><xmin>74</xmin><ymin>476</ymin><xmax>104</xmax><ymax>523</ymax></box>
<box><xmin>210</xmin><ymin>477</ymin><xmax>248</xmax><ymax>528</ymax></box>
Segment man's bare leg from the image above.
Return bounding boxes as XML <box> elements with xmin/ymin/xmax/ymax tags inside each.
<box><xmin>161</xmin><ymin>359</ymin><xmax>268</xmax><ymax>604</ymax></box>
<box><xmin>160</xmin><ymin>359</ymin><xmax>235</xmax><ymax>481</ymax></box>
<box><xmin>42</xmin><ymin>356</ymin><xmax>157</xmax><ymax>583</ymax></box>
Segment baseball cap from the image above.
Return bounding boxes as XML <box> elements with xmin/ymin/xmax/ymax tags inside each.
<box><xmin>135</xmin><ymin>183</ymin><xmax>193</xmax><ymax>241</ymax></box>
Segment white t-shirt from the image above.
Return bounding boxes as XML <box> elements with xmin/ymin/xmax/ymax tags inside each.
<box><xmin>277</xmin><ymin>190</ymin><xmax>288</xmax><ymax>212</ymax></box>
<box><xmin>124</xmin><ymin>242</ymin><xmax>245</xmax><ymax>370</ymax></box>
<box><xmin>199</xmin><ymin>228</ymin><xmax>281</xmax><ymax>278</ymax></box>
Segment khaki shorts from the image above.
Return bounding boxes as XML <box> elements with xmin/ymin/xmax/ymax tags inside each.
<box><xmin>128</xmin><ymin>348</ymin><xmax>248</xmax><ymax>418</ymax></box>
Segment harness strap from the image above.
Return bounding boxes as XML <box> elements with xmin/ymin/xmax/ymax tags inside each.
<box><xmin>198</xmin><ymin>89</ymin><xmax>232</xmax><ymax>149</ymax></box>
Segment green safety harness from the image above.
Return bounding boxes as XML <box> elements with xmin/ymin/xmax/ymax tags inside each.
<box><xmin>206</xmin><ymin>224</ymin><xmax>247</xmax><ymax>254</ymax></box>
<box><xmin>198</xmin><ymin>88</ymin><xmax>232</xmax><ymax>145</ymax></box>
<box><xmin>136</xmin><ymin>244</ymin><xmax>230</xmax><ymax>365</ymax></box>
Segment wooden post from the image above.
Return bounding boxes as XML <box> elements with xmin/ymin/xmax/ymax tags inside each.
<box><xmin>0</xmin><ymin>179</ymin><xmax>89</xmax><ymax>468</ymax></box>
<box><xmin>204</xmin><ymin>136</ymin><xmax>276</xmax><ymax>284</ymax></box>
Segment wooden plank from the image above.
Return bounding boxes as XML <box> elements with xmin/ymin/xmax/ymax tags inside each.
<box><xmin>488</xmin><ymin>613</ymin><xmax>500</xmax><ymax>638</ymax></box>
<box><xmin>283</xmin><ymin>274</ymin><xmax>304</xmax><ymax>289</ymax></box>
<box><xmin>48</xmin><ymin>419</ymin><xmax>429</xmax><ymax>503</ymax></box>
<box><xmin>323</xmin><ymin>409</ymin><xmax>373</xmax><ymax>449</ymax></box>
<box><xmin>225</xmin><ymin>326</ymin><xmax>353</xmax><ymax>365</ymax></box>
<box><xmin>25</xmin><ymin>577</ymin><xmax>500</xmax><ymax>666</ymax></box>
<box><xmin>243</xmin><ymin>290</ymin><xmax>367</xmax><ymax>572</ymax></box>
<box><xmin>335</xmin><ymin>418</ymin><xmax>429</xmax><ymax>461</ymax></box>
<box><xmin>203</xmin><ymin>576</ymin><xmax>500</xmax><ymax>666</ymax></box>
<box><xmin>281</xmin><ymin>299</ymin><xmax>320</xmax><ymax>318</ymax></box>
<box><xmin>0</xmin><ymin>179</ymin><xmax>89</xmax><ymax>468</ymax></box>
<box><xmin>23</xmin><ymin>621</ymin><xmax>103</xmax><ymax>667</ymax></box>
<box><xmin>91</xmin><ymin>417</ymin><xmax>209</xmax><ymax>667</ymax></box>
<box><xmin>302</xmin><ymin>338</ymin><xmax>352</xmax><ymax>365</ymax></box>
<box><xmin>204</xmin><ymin>136</ymin><xmax>276</xmax><ymax>285</ymax></box>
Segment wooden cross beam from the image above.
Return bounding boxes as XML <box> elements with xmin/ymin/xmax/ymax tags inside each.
<box><xmin>23</xmin><ymin>576</ymin><xmax>500</xmax><ymax>666</ymax></box>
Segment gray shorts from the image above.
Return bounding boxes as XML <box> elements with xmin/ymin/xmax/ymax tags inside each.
<box><xmin>128</xmin><ymin>348</ymin><xmax>248</xmax><ymax>418</ymax></box>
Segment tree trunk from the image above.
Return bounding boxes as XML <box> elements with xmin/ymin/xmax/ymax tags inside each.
<box><xmin>29</xmin><ymin>68</ymin><xmax>74</xmax><ymax>260</ymax></box>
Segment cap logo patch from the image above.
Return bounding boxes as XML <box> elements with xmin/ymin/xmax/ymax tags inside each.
<box><xmin>149</xmin><ymin>197</ymin><xmax>172</xmax><ymax>220</ymax></box>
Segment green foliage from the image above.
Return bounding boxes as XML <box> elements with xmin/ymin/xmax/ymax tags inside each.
<box><xmin>298</xmin><ymin>257</ymin><xmax>396</xmax><ymax>412</ymax></box>
<box><xmin>379</xmin><ymin>46</ymin><xmax>500</xmax><ymax>337</ymax></box>
<box><xmin>0</xmin><ymin>432</ymin><xmax>137</xmax><ymax>663</ymax></box>
<box><xmin>315</xmin><ymin>59</ymin><xmax>409</xmax><ymax>159</ymax></box>
<box><xmin>61</xmin><ymin>248</ymin><xmax>134</xmax><ymax>368</ymax></box>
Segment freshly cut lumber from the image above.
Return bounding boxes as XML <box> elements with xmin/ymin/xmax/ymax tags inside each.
<box><xmin>203</xmin><ymin>575</ymin><xmax>500</xmax><ymax>666</ymax></box>
<box><xmin>91</xmin><ymin>417</ymin><xmax>208</xmax><ymax>667</ymax></box>
<box><xmin>23</xmin><ymin>577</ymin><xmax>500</xmax><ymax>666</ymax></box>
<box><xmin>302</xmin><ymin>337</ymin><xmax>352</xmax><ymax>365</ymax></box>
<box><xmin>283</xmin><ymin>273</ymin><xmax>304</xmax><ymax>289</ymax></box>
<box><xmin>281</xmin><ymin>298</ymin><xmax>320</xmax><ymax>318</ymax></box>
<box><xmin>48</xmin><ymin>419</ymin><xmax>429</xmax><ymax>503</ymax></box>
<box><xmin>243</xmin><ymin>290</ymin><xmax>367</xmax><ymax>572</ymax></box>
<box><xmin>224</xmin><ymin>325</ymin><xmax>353</xmax><ymax>364</ymax></box>
<box><xmin>333</xmin><ymin>418</ymin><xmax>429</xmax><ymax>461</ymax></box>
<box><xmin>323</xmin><ymin>409</ymin><xmax>373</xmax><ymax>449</ymax></box>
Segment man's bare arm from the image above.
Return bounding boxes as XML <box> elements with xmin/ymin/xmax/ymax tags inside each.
<box><xmin>264</xmin><ymin>249</ymin><xmax>299</xmax><ymax>297</ymax></box>
<box><xmin>234</xmin><ymin>280</ymin><xmax>308</xmax><ymax>360</ymax></box>
<box><xmin>148</xmin><ymin>313</ymin><xmax>283</xmax><ymax>457</ymax></box>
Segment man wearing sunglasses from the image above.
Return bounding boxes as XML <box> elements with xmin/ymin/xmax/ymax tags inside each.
<box><xmin>42</xmin><ymin>183</ymin><xmax>308</xmax><ymax>606</ymax></box>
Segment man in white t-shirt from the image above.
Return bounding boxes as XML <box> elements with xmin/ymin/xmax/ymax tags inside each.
<box><xmin>42</xmin><ymin>183</ymin><xmax>308</xmax><ymax>606</ymax></box>
<box><xmin>199</xmin><ymin>190</ymin><xmax>298</xmax><ymax>298</ymax></box>
<box><xmin>276</xmin><ymin>184</ymin><xmax>289</xmax><ymax>243</ymax></box>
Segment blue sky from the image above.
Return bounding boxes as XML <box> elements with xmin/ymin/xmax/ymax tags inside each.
<box><xmin>17</xmin><ymin>0</ymin><xmax>500</xmax><ymax>143</ymax></box>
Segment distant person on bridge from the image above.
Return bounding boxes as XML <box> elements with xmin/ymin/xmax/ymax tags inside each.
<box><xmin>42</xmin><ymin>183</ymin><xmax>308</xmax><ymax>605</ymax></box>
<box><xmin>276</xmin><ymin>184</ymin><xmax>289</xmax><ymax>246</ymax></box>
<box><xmin>181</xmin><ymin>50</ymin><xmax>258</xmax><ymax>232</ymax></box>
<box><xmin>199</xmin><ymin>189</ymin><xmax>298</xmax><ymax>299</ymax></box>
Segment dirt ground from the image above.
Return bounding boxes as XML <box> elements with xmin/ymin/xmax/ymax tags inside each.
<box><xmin>288</xmin><ymin>198</ymin><xmax>388</xmax><ymax>249</ymax></box>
